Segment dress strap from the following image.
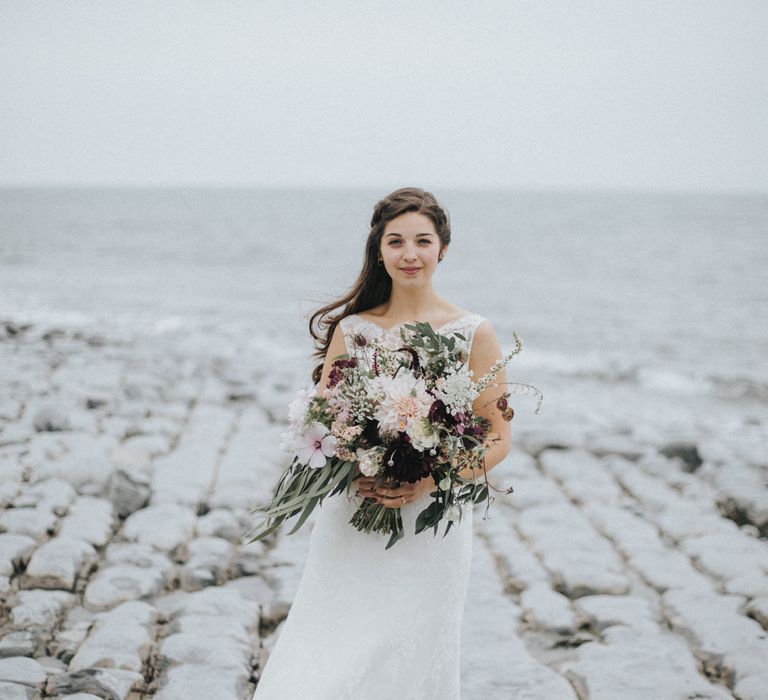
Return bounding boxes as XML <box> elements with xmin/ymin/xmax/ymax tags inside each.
<box><xmin>338</xmin><ymin>314</ymin><xmax>363</xmax><ymax>355</ymax></box>
<box><xmin>453</xmin><ymin>314</ymin><xmax>488</xmax><ymax>364</ymax></box>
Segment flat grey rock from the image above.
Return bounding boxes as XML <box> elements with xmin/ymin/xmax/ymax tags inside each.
<box><xmin>180</xmin><ymin>536</ymin><xmax>236</xmax><ymax>590</ymax></box>
<box><xmin>31</xmin><ymin>403</ymin><xmax>71</xmax><ymax>432</ymax></box>
<box><xmin>153</xmin><ymin>663</ymin><xmax>251</xmax><ymax>700</ymax></box>
<box><xmin>0</xmin><ymin>533</ymin><xmax>36</xmax><ymax>576</ymax></box>
<box><xmin>70</xmin><ymin>600</ymin><xmax>157</xmax><ymax>673</ymax></box>
<box><xmin>0</xmin><ymin>656</ymin><xmax>47</xmax><ymax>688</ymax></box>
<box><xmin>45</xmin><ymin>667</ymin><xmax>143</xmax><ymax>699</ymax></box>
<box><xmin>23</xmin><ymin>537</ymin><xmax>97</xmax><ymax>591</ymax></box>
<box><xmin>574</xmin><ymin>594</ymin><xmax>659</xmax><ymax>633</ymax></box>
<box><xmin>107</xmin><ymin>468</ymin><xmax>150</xmax><ymax>518</ymax></box>
<box><xmin>0</xmin><ymin>681</ymin><xmax>41</xmax><ymax>699</ymax></box>
<box><xmin>0</xmin><ymin>631</ymin><xmax>39</xmax><ymax>658</ymax></box>
<box><xmin>520</xmin><ymin>582</ymin><xmax>579</xmax><ymax>633</ymax></box>
<box><xmin>56</xmin><ymin>497</ymin><xmax>115</xmax><ymax>548</ymax></box>
<box><xmin>9</xmin><ymin>590</ymin><xmax>74</xmax><ymax>629</ymax></box>
<box><xmin>563</xmin><ymin>626</ymin><xmax>732</xmax><ymax>700</ymax></box>
<box><xmin>122</xmin><ymin>503</ymin><xmax>196</xmax><ymax>553</ymax></box>
<box><xmin>0</xmin><ymin>507</ymin><xmax>58</xmax><ymax>539</ymax></box>
<box><xmin>83</xmin><ymin>563</ymin><xmax>167</xmax><ymax>611</ymax></box>
<box><xmin>13</xmin><ymin>478</ymin><xmax>76</xmax><ymax>512</ymax></box>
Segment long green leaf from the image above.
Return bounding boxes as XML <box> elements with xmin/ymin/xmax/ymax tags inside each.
<box><xmin>286</xmin><ymin>494</ymin><xmax>322</xmax><ymax>535</ymax></box>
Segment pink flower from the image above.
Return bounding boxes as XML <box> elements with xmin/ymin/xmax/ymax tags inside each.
<box><xmin>374</xmin><ymin>373</ymin><xmax>432</xmax><ymax>436</ymax></box>
<box><xmin>295</xmin><ymin>422</ymin><xmax>337</xmax><ymax>469</ymax></box>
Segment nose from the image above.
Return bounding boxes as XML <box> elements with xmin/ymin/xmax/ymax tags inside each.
<box><xmin>401</xmin><ymin>243</ymin><xmax>418</xmax><ymax>261</ymax></box>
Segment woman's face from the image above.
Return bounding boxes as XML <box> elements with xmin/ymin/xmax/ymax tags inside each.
<box><xmin>379</xmin><ymin>212</ymin><xmax>445</xmax><ymax>285</ymax></box>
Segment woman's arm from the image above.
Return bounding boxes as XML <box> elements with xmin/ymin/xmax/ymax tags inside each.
<box><xmin>317</xmin><ymin>322</ymin><xmax>363</xmax><ymax>478</ymax></box>
<box><xmin>316</xmin><ymin>322</ymin><xmax>349</xmax><ymax>393</ymax></box>
<box><xmin>455</xmin><ymin>320</ymin><xmax>512</xmax><ymax>481</ymax></box>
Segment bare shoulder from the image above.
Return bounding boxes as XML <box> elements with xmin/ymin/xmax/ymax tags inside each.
<box><xmin>468</xmin><ymin>318</ymin><xmax>502</xmax><ymax>367</ymax></box>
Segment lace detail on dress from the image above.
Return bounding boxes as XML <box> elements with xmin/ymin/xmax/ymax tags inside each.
<box><xmin>339</xmin><ymin>312</ymin><xmax>487</xmax><ymax>359</ymax></box>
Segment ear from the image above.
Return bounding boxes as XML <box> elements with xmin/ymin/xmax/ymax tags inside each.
<box><xmin>439</xmin><ymin>244</ymin><xmax>449</xmax><ymax>261</ymax></box>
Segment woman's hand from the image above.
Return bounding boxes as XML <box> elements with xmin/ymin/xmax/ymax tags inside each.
<box><xmin>355</xmin><ymin>474</ymin><xmax>435</xmax><ymax>508</ymax></box>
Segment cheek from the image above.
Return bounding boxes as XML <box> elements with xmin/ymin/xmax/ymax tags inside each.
<box><xmin>425</xmin><ymin>246</ymin><xmax>441</xmax><ymax>264</ymax></box>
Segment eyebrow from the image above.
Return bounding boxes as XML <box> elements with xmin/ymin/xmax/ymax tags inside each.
<box><xmin>383</xmin><ymin>232</ymin><xmax>436</xmax><ymax>237</ymax></box>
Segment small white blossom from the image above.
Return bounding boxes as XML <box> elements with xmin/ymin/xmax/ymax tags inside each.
<box><xmin>406</xmin><ymin>418</ymin><xmax>440</xmax><ymax>452</ymax></box>
<box><xmin>356</xmin><ymin>446</ymin><xmax>384</xmax><ymax>477</ymax></box>
<box><xmin>431</xmin><ymin>367</ymin><xmax>478</xmax><ymax>415</ymax></box>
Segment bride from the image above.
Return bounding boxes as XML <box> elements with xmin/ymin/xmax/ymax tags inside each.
<box><xmin>251</xmin><ymin>186</ymin><xmax>511</xmax><ymax>699</ymax></box>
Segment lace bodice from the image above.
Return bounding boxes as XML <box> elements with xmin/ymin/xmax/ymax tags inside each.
<box><xmin>339</xmin><ymin>312</ymin><xmax>487</xmax><ymax>360</ymax></box>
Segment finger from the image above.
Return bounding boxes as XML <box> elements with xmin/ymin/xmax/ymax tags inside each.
<box><xmin>378</xmin><ymin>493</ymin><xmax>408</xmax><ymax>505</ymax></box>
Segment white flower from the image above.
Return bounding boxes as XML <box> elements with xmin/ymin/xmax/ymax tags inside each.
<box><xmin>431</xmin><ymin>368</ymin><xmax>478</xmax><ymax>415</ymax></box>
<box><xmin>406</xmin><ymin>418</ymin><xmax>439</xmax><ymax>452</ymax></box>
<box><xmin>294</xmin><ymin>422</ymin><xmax>337</xmax><ymax>469</ymax></box>
<box><xmin>445</xmin><ymin>503</ymin><xmax>462</xmax><ymax>522</ymax></box>
<box><xmin>374</xmin><ymin>372</ymin><xmax>433</xmax><ymax>436</ymax></box>
<box><xmin>356</xmin><ymin>446</ymin><xmax>383</xmax><ymax>477</ymax></box>
<box><xmin>288</xmin><ymin>385</ymin><xmax>316</xmax><ymax>425</ymax></box>
<box><xmin>279</xmin><ymin>385</ymin><xmax>317</xmax><ymax>453</ymax></box>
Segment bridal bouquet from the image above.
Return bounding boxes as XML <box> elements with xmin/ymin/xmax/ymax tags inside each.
<box><xmin>241</xmin><ymin>321</ymin><xmax>542</xmax><ymax>549</ymax></box>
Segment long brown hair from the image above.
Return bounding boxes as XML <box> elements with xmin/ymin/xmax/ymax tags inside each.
<box><xmin>309</xmin><ymin>187</ymin><xmax>452</xmax><ymax>384</ymax></box>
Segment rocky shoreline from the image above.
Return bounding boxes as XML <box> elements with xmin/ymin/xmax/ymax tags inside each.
<box><xmin>0</xmin><ymin>318</ymin><xmax>766</xmax><ymax>699</ymax></box>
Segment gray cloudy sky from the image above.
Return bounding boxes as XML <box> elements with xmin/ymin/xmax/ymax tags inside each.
<box><xmin>1</xmin><ymin>1</ymin><xmax>767</xmax><ymax>191</ymax></box>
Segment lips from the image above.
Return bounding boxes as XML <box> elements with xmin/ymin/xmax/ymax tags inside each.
<box><xmin>400</xmin><ymin>267</ymin><xmax>421</xmax><ymax>273</ymax></box>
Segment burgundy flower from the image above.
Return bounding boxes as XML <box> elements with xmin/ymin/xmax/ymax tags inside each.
<box><xmin>327</xmin><ymin>366</ymin><xmax>343</xmax><ymax>389</ymax></box>
<box><xmin>327</xmin><ymin>356</ymin><xmax>358</xmax><ymax>388</ymax></box>
<box><xmin>353</xmin><ymin>333</ymin><xmax>367</xmax><ymax>347</ymax></box>
<box><xmin>332</xmin><ymin>357</ymin><xmax>358</xmax><ymax>370</ymax></box>
<box><xmin>428</xmin><ymin>399</ymin><xmax>450</xmax><ymax>425</ymax></box>
<box><xmin>381</xmin><ymin>437</ymin><xmax>431</xmax><ymax>483</ymax></box>
<box><xmin>460</xmin><ymin>420</ymin><xmax>489</xmax><ymax>449</ymax></box>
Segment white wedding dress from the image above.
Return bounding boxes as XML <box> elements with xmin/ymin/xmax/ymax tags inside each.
<box><xmin>251</xmin><ymin>312</ymin><xmax>488</xmax><ymax>700</ymax></box>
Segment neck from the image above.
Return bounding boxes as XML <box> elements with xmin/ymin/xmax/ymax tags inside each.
<box><xmin>384</xmin><ymin>282</ymin><xmax>441</xmax><ymax>318</ymax></box>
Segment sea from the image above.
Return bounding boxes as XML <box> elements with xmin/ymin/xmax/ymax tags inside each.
<box><xmin>1</xmin><ymin>187</ymin><xmax>767</xmax><ymax>446</ymax></box>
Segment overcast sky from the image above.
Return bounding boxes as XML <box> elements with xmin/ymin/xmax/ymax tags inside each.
<box><xmin>1</xmin><ymin>1</ymin><xmax>767</xmax><ymax>191</ymax></box>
